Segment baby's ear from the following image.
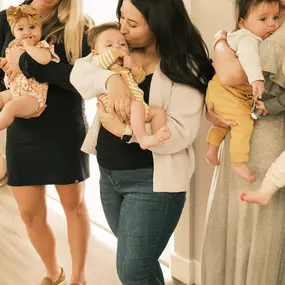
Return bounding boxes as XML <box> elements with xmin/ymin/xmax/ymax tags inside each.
<box><xmin>91</xmin><ymin>49</ymin><xmax>97</xmax><ymax>56</ymax></box>
<box><xmin>238</xmin><ymin>18</ymin><xmax>246</xmax><ymax>29</ymax></box>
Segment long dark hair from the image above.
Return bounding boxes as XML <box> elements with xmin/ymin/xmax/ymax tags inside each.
<box><xmin>116</xmin><ymin>0</ymin><xmax>214</xmax><ymax>95</ymax></box>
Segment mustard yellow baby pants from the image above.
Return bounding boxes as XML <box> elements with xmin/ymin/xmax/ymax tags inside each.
<box><xmin>206</xmin><ymin>75</ymin><xmax>254</xmax><ymax>163</ymax></box>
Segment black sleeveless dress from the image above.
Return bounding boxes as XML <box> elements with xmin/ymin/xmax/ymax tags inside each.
<box><xmin>0</xmin><ymin>8</ymin><xmax>90</xmax><ymax>186</ymax></box>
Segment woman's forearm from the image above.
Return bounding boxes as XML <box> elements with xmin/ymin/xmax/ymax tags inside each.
<box><xmin>19</xmin><ymin>52</ymin><xmax>76</xmax><ymax>91</ymax></box>
<box><xmin>213</xmin><ymin>40</ymin><xmax>248</xmax><ymax>86</ymax></box>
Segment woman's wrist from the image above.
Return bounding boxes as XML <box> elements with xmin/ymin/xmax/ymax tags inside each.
<box><xmin>118</xmin><ymin>123</ymin><xmax>127</xmax><ymax>138</ymax></box>
<box><xmin>121</xmin><ymin>124</ymin><xmax>133</xmax><ymax>142</ymax></box>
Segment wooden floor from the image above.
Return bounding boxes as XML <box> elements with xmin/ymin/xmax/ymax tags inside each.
<box><xmin>0</xmin><ymin>186</ymin><xmax>184</xmax><ymax>285</ymax></box>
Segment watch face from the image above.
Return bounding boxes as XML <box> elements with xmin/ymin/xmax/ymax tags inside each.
<box><xmin>122</xmin><ymin>135</ymin><xmax>132</xmax><ymax>143</ymax></box>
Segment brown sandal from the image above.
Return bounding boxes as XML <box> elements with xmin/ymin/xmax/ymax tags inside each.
<box><xmin>39</xmin><ymin>268</ymin><xmax>66</xmax><ymax>285</ymax></box>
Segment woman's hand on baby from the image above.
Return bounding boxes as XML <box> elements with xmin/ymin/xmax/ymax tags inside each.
<box><xmin>206</xmin><ymin>103</ymin><xmax>237</xmax><ymax>128</ymax></box>
<box><xmin>106</xmin><ymin>74</ymin><xmax>132</xmax><ymax>123</ymax></box>
<box><xmin>5</xmin><ymin>47</ymin><xmax>24</xmax><ymax>81</ymax></box>
<box><xmin>0</xmin><ymin>58</ymin><xmax>8</xmax><ymax>72</ymax></box>
<box><xmin>97</xmin><ymin>100</ymin><xmax>126</xmax><ymax>137</ymax></box>
<box><xmin>252</xmin><ymin>80</ymin><xmax>264</xmax><ymax>99</ymax></box>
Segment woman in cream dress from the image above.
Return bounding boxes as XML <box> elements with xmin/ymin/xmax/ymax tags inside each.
<box><xmin>201</xmin><ymin>2</ymin><xmax>285</xmax><ymax>285</ymax></box>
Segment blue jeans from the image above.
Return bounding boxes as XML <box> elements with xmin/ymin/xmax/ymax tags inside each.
<box><xmin>99</xmin><ymin>166</ymin><xmax>186</xmax><ymax>285</ymax></box>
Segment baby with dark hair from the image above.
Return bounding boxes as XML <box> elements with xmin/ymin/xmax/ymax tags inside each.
<box><xmin>206</xmin><ymin>0</ymin><xmax>280</xmax><ymax>182</ymax></box>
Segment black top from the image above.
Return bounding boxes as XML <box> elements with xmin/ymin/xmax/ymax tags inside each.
<box><xmin>96</xmin><ymin>74</ymin><xmax>154</xmax><ymax>170</ymax></box>
<box><xmin>0</xmin><ymin>7</ymin><xmax>90</xmax><ymax>186</ymax></box>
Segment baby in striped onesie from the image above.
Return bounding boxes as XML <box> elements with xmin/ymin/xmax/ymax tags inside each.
<box><xmin>88</xmin><ymin>22</ymin><xmax>171</xmax><ymax>149</ymax></box>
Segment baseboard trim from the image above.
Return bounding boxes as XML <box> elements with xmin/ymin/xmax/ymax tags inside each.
<box><xmin>194</xmin><ymin>260</ymin><xmax>201</xmax><ymax>285</ymax></box>
<box><xmin>170</xmin><ymin>253</ymin><xmax>201</xmax><ymax>285</ymax></box>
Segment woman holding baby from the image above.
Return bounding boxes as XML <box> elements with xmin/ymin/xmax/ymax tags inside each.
<box><xmin>71</xmin><ymin>0</ymin><xmax>214</xmax><ymax>284</ymax></box>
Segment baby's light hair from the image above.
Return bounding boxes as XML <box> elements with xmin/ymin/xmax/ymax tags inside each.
<box><xmin>88</xmin><ymin>22</ymin><xmax>120</xmax><ymax>49</ymax></box>
<box><xmin>6</xmin><ymin>5</ymin><xmax>42</xmax><ymax>36</ymax></box>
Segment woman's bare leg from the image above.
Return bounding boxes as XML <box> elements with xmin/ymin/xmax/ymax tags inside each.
<box><xmin>12</xmin><ymin>186</ymin><xmax>61</xmax><ymax>281</ymax></box>
<box><xmin>56</xmin><ymin>182</ymin><xmax>90</xmax><ymax>285</ymax></box>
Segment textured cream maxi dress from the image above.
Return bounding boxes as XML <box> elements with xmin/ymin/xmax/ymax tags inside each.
<box><xmin>201</xmin><ymin>22</ymin><xmax>285</xmax><ymax>285</ymax></box>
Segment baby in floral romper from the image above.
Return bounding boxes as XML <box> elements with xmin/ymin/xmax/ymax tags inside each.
<box><xmin>0</xmin><ymin>5</ymin><xmax>59</xmax><ymax>130</ymax></box>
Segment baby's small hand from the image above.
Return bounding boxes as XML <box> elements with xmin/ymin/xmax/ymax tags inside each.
<box><xmin>123</xmin><ymin>55</ymin><xmax>135</xmax><ymax>69</ymax></box>
<box><xmin>252</xmin><ymin>80</ymin><xmax>264</xmax><ymax>99</ymax></box>
<box><xmin>123</xmin><ymin>55</ymin><xmax>140</xmax><ymax>75</ymax></box>
<box><xmin>13</xmin><ymin>39</ymin><xmax>23</xmax><ymax>46</ymax></box>
<box><xmin>22</xmin><ymin>37</ymin><xmax>35</xmax><ymax>48</ymax></box>
<box><xmin>256</xmin><ymin>100</ymin><xmax>269</xmax><ymax>115</ymax></box>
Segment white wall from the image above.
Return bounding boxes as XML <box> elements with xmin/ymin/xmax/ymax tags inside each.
<box><xmin>1</xmin><ymin>1</ymin><xmax>21</xmax><ymax>8</ymax></box>
<box><xmin>171</xmin><ymin>0</ymin><xmax>236</xmax><ymax>284</ymax></box>
<box><xmin>173</xmin><ymin>0</ymin><xmax>235</xmax><ymax>284</ymax></box>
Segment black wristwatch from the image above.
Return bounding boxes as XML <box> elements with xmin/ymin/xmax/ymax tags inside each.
<box><xmin>121</xmin><ymin>124</ymin><xmax>132</xmax><ymax>143</ymax></box>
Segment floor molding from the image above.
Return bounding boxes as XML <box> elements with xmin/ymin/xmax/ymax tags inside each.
<box><xmin>171</xmin><ymin>253</ymin><xmax>201</xmax><ymax>285</ymax></box>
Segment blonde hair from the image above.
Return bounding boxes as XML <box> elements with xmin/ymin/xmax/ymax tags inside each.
<box><xmin>41</xmin><ymin>0</ymin><xmax>94</xmax><ymax>64</ymax></box>
<box><xmin>6</xmin><ymin>5</ymin><xmax>42</xmax><ymax>36</ymax></box>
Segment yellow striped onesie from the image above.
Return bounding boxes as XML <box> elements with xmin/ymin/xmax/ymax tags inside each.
<box><xmin>92</xmin><ymin>49</ymin><xmax>149</xmax><ymax>119</ymax></box>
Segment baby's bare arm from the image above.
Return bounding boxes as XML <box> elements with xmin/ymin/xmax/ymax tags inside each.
<box><xmin>25</xmin><ymin>45</ymin><xmax>52</xmax><ymax>65</ymax></box>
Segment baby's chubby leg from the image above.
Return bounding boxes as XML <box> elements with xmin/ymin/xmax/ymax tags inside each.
<box><xmin>231</xmin><ymin>162</ymin><xmax>256</xmax><ymax>183</ymax></box>
<box><xmin>130</xmin><ymin>100</ymin><xmax>171</xmax><ymax>150</ymax></box>
<box><xmin>240</xmin><ymin>178</ymin><xmax>279</xmax><ymax>206</ymax></box>
<box><xmin>0</xmin><ymin>90</ymin><xmax>13</xmax><ymax>109</ymax></box>
<box><xmin>0</xmin><ymin>95</ymin><xmax>39</xmax><ymax>130</ymax></box>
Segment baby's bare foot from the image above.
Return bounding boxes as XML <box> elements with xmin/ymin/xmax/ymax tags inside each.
<box><xmin>157</xmin><ymin>126</ymin><xmax>171</xmax><ymax>141</ymax></box>
<box><xmin>240</xmin><ymin>190</ymin><xmax>271</xmax><ymax>206</ymax></box>
<box><xmin>231</xmin><ymin>162</ymin><xmax>255</xmax><ymax>182</ymax></box>
<box><xmin>206</xmin><ymin>143</ymin><xmax>220</xmax><ymax>166</ymax></box>
<box><xmin>139</xmin><ymin>126</ymin><xmax>171</xmax><ymax>149</ymax></box>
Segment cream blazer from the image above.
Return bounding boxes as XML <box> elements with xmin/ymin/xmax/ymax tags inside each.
<box><xmin>70</xmin><ymin>53</ymin><xmax>204</xmax><ymax>192</ymax></box>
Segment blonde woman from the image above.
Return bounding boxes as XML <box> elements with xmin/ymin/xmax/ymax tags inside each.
<box><xmin>0</xmin><ymin>1</ymin><xmax>93</xmax><ymax>284</ymax></box>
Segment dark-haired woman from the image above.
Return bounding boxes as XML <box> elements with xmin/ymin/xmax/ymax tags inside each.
<box><xmin>71</xmin><ymin>0</ymin><xmax>214</xmax><ymax>284</ymax></box>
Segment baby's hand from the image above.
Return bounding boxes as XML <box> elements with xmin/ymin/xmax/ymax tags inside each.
<box><xmin>123</xmin><ymin>55</ymin><xmax>140</xmax><ymax>75</ymax></box>
<box><xmin>256</xmin><ymin>100</ymin><xmax>269</xmax><ymax>115</ymax></box>
<box><xmin>123</xmin><ymin>55</ymin><xmax>135</xmax><ymax>69</ymax></box>
<box><xmin>22</xmin><ymin>37</ymin><xmax>35</xmax><ymax>48</ymax></box>
<box><xmin>252</xmin><ymin>80</ymin><xmax>264</xmax><ymax>99</ymax></box>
